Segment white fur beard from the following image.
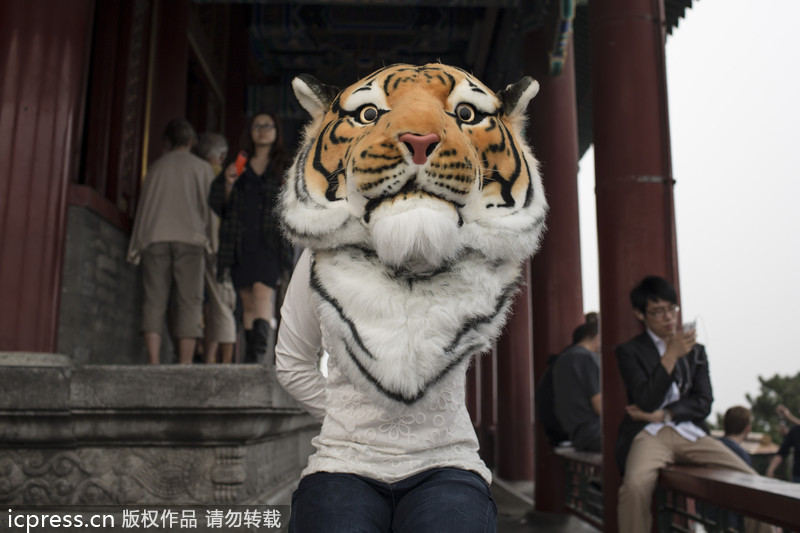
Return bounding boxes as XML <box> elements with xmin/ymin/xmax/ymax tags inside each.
<box><xmin>368</xmin><ymin>198</ymin><xmax>461</xmax><ymax>271</ymax></box>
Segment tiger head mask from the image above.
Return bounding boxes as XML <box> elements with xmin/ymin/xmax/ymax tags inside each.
<box><xmin>281</xmin><ymin>63</ymin><xmax>547</xmax><ymax>273</ymax></box>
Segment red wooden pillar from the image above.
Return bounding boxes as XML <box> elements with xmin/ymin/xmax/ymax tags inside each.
<box><xmin>0</xmin><ymin>0</ymin><xmax>94</xmax><ymax>351</ymax></box>
<box><xmin>590</xmin><ymin>1</ymin><xmax>679</xmax><ymax>531</ymax></box>
<box><xmin>225</xmin><ymin>4</ymin><xmax>248</xmax><ymax>151</ymax></box>
<box><xmin>144</xmin><ymin>0</ymin><xmax>191</xmax><ymax>168</ymax></box>
<box><xmin>478</xmin><ymin>346</ymin><xmax>497</xmax><ymax>470</ymax></box>
<box><xmin>527</xmin><ymin>32</ymin><xmax>584</xmax><ymax>511</ymax></box>
<box><xmin>495</xmin><ymin>261</ymin><xmax>535</xmax><ymax>481</ymax></box>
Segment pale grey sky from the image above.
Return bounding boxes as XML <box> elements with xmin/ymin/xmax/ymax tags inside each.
<box><xmin>578</xmin><ymin>0</ymin><xmax>800</xmax><ymax>417</ymax></box>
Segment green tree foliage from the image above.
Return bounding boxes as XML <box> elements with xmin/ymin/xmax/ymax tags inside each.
<box><xmin>746</xmin><ymin>371</ymin><xmax>800</xmax><ymax>444</ymax></box>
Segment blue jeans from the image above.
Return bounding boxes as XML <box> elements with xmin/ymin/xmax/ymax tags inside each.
<box><xmin>288</xmin><ymin>467</ymin><xmax>497</xmax><ymax>533</ymax></box>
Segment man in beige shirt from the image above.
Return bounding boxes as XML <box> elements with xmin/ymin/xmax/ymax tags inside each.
<box><xmin>127</xmin><ymin>118</ymin><xmax>214</xmax><ymax>364</ymax></box>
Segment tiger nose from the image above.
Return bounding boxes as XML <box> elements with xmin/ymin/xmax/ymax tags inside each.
<box><xmin>399</xmin><ymin>133</ymin><xmax>440</xmax><ymax>165</ymax></box>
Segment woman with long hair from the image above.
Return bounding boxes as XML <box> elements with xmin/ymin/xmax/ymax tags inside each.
<box><xmin>209</xmin><ymin>112</ymin><xmax>293</xmax><ymax>363</ymax></box>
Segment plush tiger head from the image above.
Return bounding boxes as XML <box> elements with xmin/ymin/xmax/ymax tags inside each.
<box><xmin>281</xmin><ymin>63</ymin><xmax>547</xmax><ymax>272</ymax></box>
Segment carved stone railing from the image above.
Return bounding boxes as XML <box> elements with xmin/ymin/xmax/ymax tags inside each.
<box><xmin>0</xmin><ymin>353</ymin><xmax>319</xmax><ymax>506</ymax></box>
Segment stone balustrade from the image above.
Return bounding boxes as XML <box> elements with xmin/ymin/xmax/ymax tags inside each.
<box><xmin>0</xmin><ymin>353</ymin><xmax>319</xmax><ymax>506</ymax></box>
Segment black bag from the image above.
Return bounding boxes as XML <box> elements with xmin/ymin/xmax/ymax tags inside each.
<box><xmin>536</xmin><ymin>354</ymin><xmax>569</xmax><ymax>446</ymax></box>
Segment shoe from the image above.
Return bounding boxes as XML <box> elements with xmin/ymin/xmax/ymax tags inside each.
<box><xmin>244</xmin><ymin>328</ymin><xmax>257</xmax><ymax>363</ymax></box>
<box><xmin>251</xmin><ymin>318</ymin><xmax>273</xmax><ymax>364</ymax></box>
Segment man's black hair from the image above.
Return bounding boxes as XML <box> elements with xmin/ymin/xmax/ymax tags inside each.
<box><xmin>164</xmin><ymin>118</ymin><xmax>196</xmax><ymax>149</ymax></box>
<box><xmin>629</xmin><ymin>275</ymin><xmax>677</xmax><ymax>314</ymax></box>
<box><xmin>571</xmin><ymin>312</ymin><xmax>599</xmax><ymax>345</ymax></box>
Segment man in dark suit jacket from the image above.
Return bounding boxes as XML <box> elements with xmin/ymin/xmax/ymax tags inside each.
<box><xmin>615</xmin><ymin>276</ymin><xmax>766</xmax><ymax>533</ymax></box>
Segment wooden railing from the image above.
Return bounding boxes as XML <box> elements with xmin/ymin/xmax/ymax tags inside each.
<box><xmin>554</xmin><ymin>449</ymin><xmax>800</xmax><ymax>532</ymax></box>
<box><xmin>554</xmin><ymin>446</ymin><xmax>604</xmax><ymax>530</ymax></box>
<box><xmin>656</xmin><ymin>465</ymin><xmax>800</xmax><ymax>532</ymax></box>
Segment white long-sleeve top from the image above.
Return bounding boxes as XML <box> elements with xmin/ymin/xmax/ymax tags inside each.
<box><xmin>275</xmin><ymin>250</ymin><xmax>327</xmax><ymax>420</ymax></box>
<box><xmin>275</xmin><ymin>249</ymin><xmax>491</xmax><ymax>484</ymax></box>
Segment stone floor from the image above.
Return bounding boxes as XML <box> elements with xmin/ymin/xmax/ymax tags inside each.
<box><xmin>492</xmin><ymin>478</ymin><xmax>600</xmax><ymax>533</ymax></box>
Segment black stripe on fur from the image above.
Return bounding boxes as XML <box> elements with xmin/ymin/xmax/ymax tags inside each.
<box><xmin>321</xmin><ymin>266</ymin><xmax>521</xmax><ymax>404</ymax></box>
<box><xmin>309</xmin><ymin>258</ymin><xmax>376</xmax><ymax>360</ymax></box>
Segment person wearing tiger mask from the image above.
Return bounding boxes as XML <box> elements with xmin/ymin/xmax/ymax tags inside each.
<box><xmin>275</xmin><ymin>64</ymin><xmax>548</xmax><ymax>532</ymax></box>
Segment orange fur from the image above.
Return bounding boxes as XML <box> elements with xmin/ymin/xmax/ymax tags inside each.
<box><xmin>300</xmin><ymin>64</ymin><xmax>533</xmax><ymax>212</ymax></box>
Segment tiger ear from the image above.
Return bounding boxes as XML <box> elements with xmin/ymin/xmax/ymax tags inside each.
<box><xmin>292</xmin><ymin>74</ymin><xmax>340</xmax><ymax>119</ymax></box>
<box><xmin>497</xmin><ymin>76</ymin><xmax>540</xmax><ymax>118</ymax></box>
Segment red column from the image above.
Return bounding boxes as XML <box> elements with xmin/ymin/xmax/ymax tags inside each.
<box><xmin>527</xmin><ymin>32</ymin><xmax>584</xmax><ymax>511</ymax></box>
<box><xmin>478</xmin><ymin>346</ymin><xmax>497</xmax><ymax>470</ymax></box>
<box><xmin>225</xmin><ymin>4</ymin><xmax>248</xmax><ymax>151</ymax></box>
<box><xmin>590</xmin><ymin>1</ymin><xmax>679</xmax><ymax>530</ymax></box>
<box><xmin>145</xmin><ymin>0</ymin><xmax>190</xmax><ymax>167</ymax></box>
<box><xmin>0</xmin><ymin>0</ymin><xmax>94</xmax><ymax>351</ymax></box>
<box><xmin>495</xmin><ymin>261</ymin><xmax>535</xmax><ymax>481</ymax></box>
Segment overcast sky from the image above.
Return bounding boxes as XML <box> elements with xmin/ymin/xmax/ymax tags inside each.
<box><xmin>578</xmin><ymin>0</ymin><xmax>800</xmax><ymax>417</ymax></box>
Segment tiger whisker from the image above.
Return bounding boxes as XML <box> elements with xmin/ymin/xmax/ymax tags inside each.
<box><xmin>323</xmin><ymin>168</ymin><xmax>346</xmax><ymax>181</ymax></box>
<box><xmin>478</xmin><ymin>166</ymin><xmax>506</xmax><ymax>180</ymax></box>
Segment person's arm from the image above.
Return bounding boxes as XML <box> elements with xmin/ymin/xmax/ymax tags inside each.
<box><xmin>616</xmin><ymin>341</ymin><xmax>674</xmax><ymax>412</ymax></box>
<box><xmin>275</xmin><ymin>250</ymin><xmax>327</xmax><ymax>420</ymax></box>
<box><xmin>766</xmin><ymin>454</ymin><xmax>783</xmax><ymax>478</ymax></box>
<box><xmin>766</xmin><ymin>427</ymin><xmax>795</xmax><ymax>478</ymax></box>
<box><xmin>200</xmin><ymin>163</ymin><xmax>215</xmax><ymax>255</ymax></box>
<box><xmin>626</xmin><ymin>404</ymin><xmax>665</xmax><ymax>423</ymax></box>
<box><xmin>126</xmin><ymin>169</ymin><xmax>154</xmax><ymax>265</ymax></box>
<box><xmin>659</xmin><ymin>328</ymin><xmax>697</xmax><ymax>375</ymax></box>
<box><xmin>663</xmin><ymin>345</ymin><xmax>713</xmax><ymax>423</ymax></box>
<box><xmin>777</xmin><ymin>404</ymin><xmax>800</xmax><ymax>426</ymax></box>
<box><xmin>208</xmin><ymin>172</ymin><xmax>228</xmax><ymax>218</ymax></box>
<box><xmin>591</xmin><ymin>393</ymin><xmax>602</xmax><ymax>416</ymax></box>
<box><xmin>209</xmin><ymin>163</ymin><xmax>240</xmax><ymax>217</ymax></box>
<box><xmin>581</xmin><ymin>352</ymin><xmax>602</xmax><ymax>416</ymax></box>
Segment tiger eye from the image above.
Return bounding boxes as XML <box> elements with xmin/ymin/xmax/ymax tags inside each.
<box><xmin>456</xmin><ymin>103</ymin><xmax>476</xmax><ymax>122</ymax></box>
<box><xmin>359</xmin><ymin>105</ymin><xmax>379</xmax><ymax>123</ymax></box>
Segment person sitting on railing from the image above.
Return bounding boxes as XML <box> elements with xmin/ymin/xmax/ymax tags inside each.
<box><xmin>719</xmin><ymin>405</ymin><xmax>754</xmax><ymax>467</ymax></box>
<box><xmin>552</xmin><ymin>312</ymin><xmax>602</xmax><ymax>452</ymax></box>
<box><xmin>615</xmin><ymin>276</ymin><xmax>770</xmax><ymax>533</ymax></box>
<box><xmin>766</xmin><ymin>404</ymin><xmax>800</xmax><ymax>482</ymax></box>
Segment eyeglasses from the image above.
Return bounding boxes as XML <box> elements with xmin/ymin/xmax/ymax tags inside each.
<box><xmin>646</xmin><ymin>304</ymin><xmax>680</xmax><ymax>319</ymax></box>
<box><xmin>252</xmin><ymin>123</ymin><xmax>275</xmax><ymax>131</ymax></box>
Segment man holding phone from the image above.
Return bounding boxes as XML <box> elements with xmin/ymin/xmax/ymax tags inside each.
<box><xmin>615</xmin><ymin>276</ymin><xmax>768</xmax><ymax>533</ymax></box>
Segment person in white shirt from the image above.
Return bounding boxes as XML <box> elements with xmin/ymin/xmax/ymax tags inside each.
<box><xmin>615</xmin><ymin>275</ymin><xmax>768</xmax><ymax>533</ymax></box>
<box><xmin>273</xmin><ymin>63</ymin><xmax>547</xmax><ymax>533</ymax></box>
<box><xmin>275</xmin><ymin>249</ymin><xmax>496</xmax><ymax>533</ymax></box>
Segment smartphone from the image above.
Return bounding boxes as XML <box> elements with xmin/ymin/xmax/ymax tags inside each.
<box><xmin>234</xmin><ymin>151</ymin><xmax>247</xmax><ymax>176</ymax></box>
